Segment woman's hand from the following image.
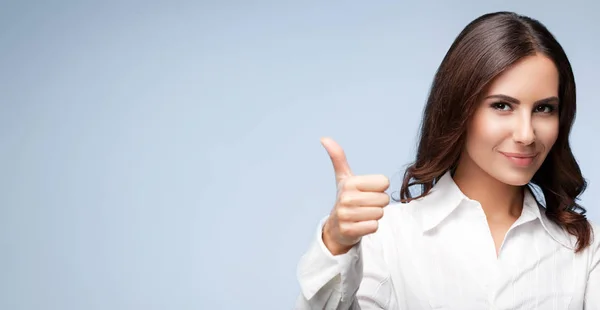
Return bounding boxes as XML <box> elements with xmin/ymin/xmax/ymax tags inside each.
<box><xmin>320</xmin><ymin>137</ymin><xmax>390</xmax><ymax>255</ymax></box>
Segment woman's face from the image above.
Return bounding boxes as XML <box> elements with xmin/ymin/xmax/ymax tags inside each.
<box><xmin>462</xmin><ymin>54</ymin><xmax>560</xmax><ymax>186</ymax></box>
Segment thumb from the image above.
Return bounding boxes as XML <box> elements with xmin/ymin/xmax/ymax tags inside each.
<box><xmin>320</xmin><ymin>137</ymin><xmax>353</xmax><ymax>181</ymax></box>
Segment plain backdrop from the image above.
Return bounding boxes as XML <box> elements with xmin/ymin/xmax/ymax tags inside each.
<box><xmin>1</xmin><ymin>1</ymin><xmax>599</xmax><ymax>309</ymax></box>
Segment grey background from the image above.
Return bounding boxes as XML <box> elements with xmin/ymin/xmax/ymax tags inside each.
<box><xmin>1</xmin><ymin>1</ymin><xmax>598</xmax><ymax>309</ymax></box>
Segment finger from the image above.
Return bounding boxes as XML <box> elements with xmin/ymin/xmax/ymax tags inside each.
<box><xmin>336</xmin><ymin>206</ymin><xmax>385</xmax><ymax>222</ymax></box>
<box><xmin>339</xmin><ymin>220</ymin><xmax>379</xmax><ymax>239</ymax></box>
<box><xmin>338</xmin><ymin>192</ymin><xmax>390</xmax><ymax>207</ymax></box>
<box><xmin>320</xmin><ymin>137</ymin><xmax>353</xmax><ymax>180</ymax></box>
<box><xmin>343</xmin><ymin>175</ymin><xmax>390</xmax><ymax>192</ymax></box>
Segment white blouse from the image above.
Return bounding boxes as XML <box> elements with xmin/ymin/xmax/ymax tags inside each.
<box><xmin>295</xmin><ymin>171</ymin><xmax>599</xmax><ymax>309</ymax></box>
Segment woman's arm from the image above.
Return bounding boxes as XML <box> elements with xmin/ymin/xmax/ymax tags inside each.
<box><xmin>294</xmin><ymin>218</ymin><xmax>396</xmax><ymax>309</ymax></box>
<box><xmin>584</xmin><ymin>223</ymin><xmax>600</xmax><ymax>309</ymax></box>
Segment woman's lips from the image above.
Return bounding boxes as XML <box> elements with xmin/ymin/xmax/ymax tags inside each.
<box><xmin>499</xmin><ymin>152</ymin><xmax>538</xmax><ymax>167</ymax></box>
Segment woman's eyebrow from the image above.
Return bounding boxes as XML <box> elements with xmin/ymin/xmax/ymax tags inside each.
<box><xmin>484</xmin><ymin>94</ymin><xmax>559</xmax><ymax>105</ymax></box>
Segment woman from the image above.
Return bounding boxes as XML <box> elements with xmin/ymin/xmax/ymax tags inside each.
<box><xmin>295</xmin><ymin>11</ymin><xmax>599</xmax><ymax>309</ymax></box>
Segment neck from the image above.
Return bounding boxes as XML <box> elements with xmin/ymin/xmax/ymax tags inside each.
<box><xmin>452</xmin><ymin>156</ymin><xmax>524</xmax><ymax>222</ymax></box>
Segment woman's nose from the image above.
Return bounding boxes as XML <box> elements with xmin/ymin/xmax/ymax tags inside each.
<box><xmin>512</xmin><ymin>115</ymin><xmax>536</xmax><ymax>145</ymax></box>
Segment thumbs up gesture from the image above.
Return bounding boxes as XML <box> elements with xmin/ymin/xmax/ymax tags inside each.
<box><xmin>320</xmin><ymin>137</ymin><xmax>390</xmax><ymax>255</ymax></box>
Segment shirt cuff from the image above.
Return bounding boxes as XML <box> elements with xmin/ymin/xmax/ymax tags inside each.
<box><xmin>297</xmin><ymin>216</ymin><xmax>363</xmax><ymax>302</ymax></box>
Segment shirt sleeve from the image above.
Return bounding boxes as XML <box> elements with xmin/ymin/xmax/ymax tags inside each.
<box><xmin>294</xmin><ymin>216</ymin><xmax>396</xmax><ymax>309</ymax></box>
<box><xmin>584</xmin><ymin>223</ymin><xmax>600</xmax><ymax>309</ymax></box>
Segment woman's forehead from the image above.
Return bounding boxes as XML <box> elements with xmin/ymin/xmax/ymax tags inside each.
<box><xmin>483</xmin><ymin>55</ymin><xmax>560</xmax><ymax>101</ymax></box>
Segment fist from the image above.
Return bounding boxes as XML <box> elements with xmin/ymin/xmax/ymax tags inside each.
<box><xmin>320</xmin><ymin>137</ymin><xmax>390</xmax><ymax>255</ymax></box>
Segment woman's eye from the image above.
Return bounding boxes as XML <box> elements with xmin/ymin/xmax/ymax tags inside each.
<box><xmin>491</xmin><ymin>102</ymin><xmax>511</xmax><ymax>111</ymax></box>
<box><xmin>535</xmin><ymin>104</ymin><xmax>556</xmax><ymax>113</ymax></box>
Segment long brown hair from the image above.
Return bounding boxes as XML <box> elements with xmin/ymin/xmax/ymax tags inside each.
<box><xmin>398</xmin><ymin>11</ymin><xmax>591</xmax><ymax>252</ymax></box>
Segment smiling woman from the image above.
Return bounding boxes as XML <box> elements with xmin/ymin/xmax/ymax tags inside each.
<box><xmin>295</xmin><ymin>11</ymin><xmax>599</xmax><ymax>310</ymax></box>
<box><xmin>459</xmin><ymin>55</ymin><xmax>561</xmax><ymax>186</ymax></box>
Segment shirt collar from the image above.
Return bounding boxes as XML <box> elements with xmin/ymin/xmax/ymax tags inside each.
<box><xmin>419</xmin><ymin>171</ymin><xmax>466</xmax><ymax>233</ymax></box>
<box><xmin>521</xmin><ymin>188</ymin><xmax>575</xmax><ymax>250</ymax></box>
<box><xmin>419</xmin><ymin>170</ymin><xmax>574</xmax><ymax>250</ymax></box>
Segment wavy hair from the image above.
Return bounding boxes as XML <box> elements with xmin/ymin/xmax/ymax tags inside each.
<box><xmin>398</xmin><ymin>11</ymin><xmax>591</xmax><ymax>252</ymax></box>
